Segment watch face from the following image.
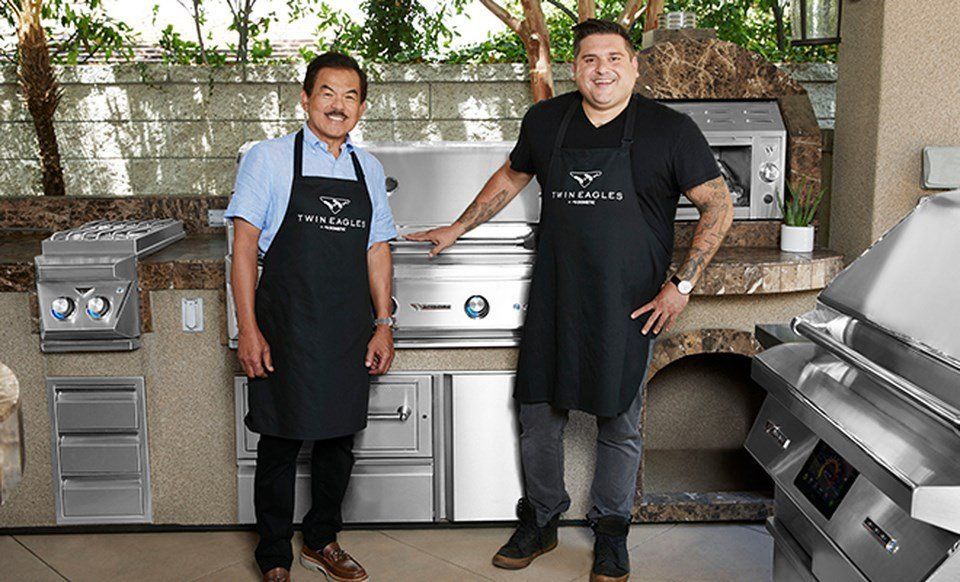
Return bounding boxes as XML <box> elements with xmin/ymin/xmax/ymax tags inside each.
<box><xmin>678</xmin><ymin>280</ymin><xmax>693</xmax><ymax>294</ymax></box>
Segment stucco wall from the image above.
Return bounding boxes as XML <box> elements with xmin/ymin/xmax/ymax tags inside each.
<box><xmin>831</xmin><ymin>1</ymin><xmax>960</xmax><ymax>260</ymax></box>
<box><xmin>0</xmin><ymin>62</ymin><xmax>834</xmax><ymax>198</ymax></box>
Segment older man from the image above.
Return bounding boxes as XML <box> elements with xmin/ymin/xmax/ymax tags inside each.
<box><xmin>227</xmin><ymin>52</ymin><xmax>397</xmax><ymax>582</ymax></box>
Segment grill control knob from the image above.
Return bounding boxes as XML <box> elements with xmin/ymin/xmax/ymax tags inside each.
<box><xmin>51</xmin><ymin>297</ymin><xmax>75</xmax><ymax>320</ymax></box>
<box><xmin>759</xmin><ymin>162</ymin><xmax>780</xmax><ymax>183</ymax></box>
<box><xmin>86</xmin><ymin>296</ymin><xmax>110</xmax><ymax>319</ymax></box>
<box><xmin>465</xmin><ymin>295</ymin><xmax>489</xmax><ymax>319</ymax></box>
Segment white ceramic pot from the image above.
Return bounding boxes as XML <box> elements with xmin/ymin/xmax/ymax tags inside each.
<box><xmin>780</xmin><ymin>224</ymin><xmax>815</xmax><ymax>253</ymax></box>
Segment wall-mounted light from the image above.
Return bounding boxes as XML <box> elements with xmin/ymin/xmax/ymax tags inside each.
<box><xmin>791</xmin><ymin>0</ymin><xmax>842</xmax><ymax>46</ymax></box>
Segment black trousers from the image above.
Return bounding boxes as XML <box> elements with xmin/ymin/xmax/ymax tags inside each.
<box><xmin>253</xmin><ymin>432</ymin><xmax>355</xmax><ymax>573</ymax></box>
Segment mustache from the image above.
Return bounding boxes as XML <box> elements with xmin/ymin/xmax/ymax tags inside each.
<box><xmin>324</xmin><ymin>109</ymin><xmax>348</xmax><ymax>117</ymax></box>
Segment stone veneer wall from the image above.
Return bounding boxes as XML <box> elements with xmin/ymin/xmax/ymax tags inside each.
<box><xmin>0</xmin><ymin>62</ymin><xmax>835</xmax><ymax>198</ymax></box>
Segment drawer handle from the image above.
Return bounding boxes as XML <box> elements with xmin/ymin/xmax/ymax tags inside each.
<box><xmin>764</xmin><ymin>420</ymin><xmax>791</xmax><ymax>449</ymax></box>
<box><xmin>368</xmin><ymin>406</ymin><xmax>412</xmax><ymax>422</ymax></box>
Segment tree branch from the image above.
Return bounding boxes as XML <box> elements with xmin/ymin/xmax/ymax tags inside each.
<box><xmin>642</xmin><ymin>0</ymin><xmax>664</xmax><ymax>32</ymax></box>
<box><xmin>617</xmin><ymin>0</ymin><xmax>647</xmax><ymax>30</ymax></box>
<box><xmin>478</xmin><ymin>0</ymin><xmax>523</xmax><ymax>36</ymax></box>
<box><xmin>576</xmin><ymin>0</ymin><xmax>595</xmax><ymax>22</ymax></box>
<box><xmin>544</xmin><ymin>0</ymin><xmax>576</xmax><ymax>23</ymax></box>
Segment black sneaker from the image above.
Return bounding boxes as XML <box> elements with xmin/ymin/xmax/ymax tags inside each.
<box><xmin>492</xmin><ymin>498</ymin><xmax>559</xmax><ymax>569</ymax></box>
<box><xmin>590</xmin><ymin>516</ymin><xmax>630</xmax><ymax>581</ymax></box>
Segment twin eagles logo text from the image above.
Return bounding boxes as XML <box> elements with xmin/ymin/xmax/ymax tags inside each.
<box><xmin>297</xmin><ymin>196</ymin><xmax>366</xmax><ymax>232</ymax></box>
<box><xmin>553</xmin><ymin>170</ymin><xmax>623</xmax><ymax>206</ymax></box>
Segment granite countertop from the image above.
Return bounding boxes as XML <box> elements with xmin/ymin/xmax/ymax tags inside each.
<box><xmin>0</xmin><ymin>232</ymin><xmax>843</xmax><ymax>295</ymax></box>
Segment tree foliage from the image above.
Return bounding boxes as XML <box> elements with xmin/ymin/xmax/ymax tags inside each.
<box><xmin>0</xmin><ymin>0</ymin><xmax>137</xmax><ymax>64</ymax></box>
<box><xmin>298</xmin><ymin>0</ymin><xmax>469</xmax><ymax>63</ymax></box>
<box><xmin>448</xmin><ymin>0</ymin><xmax>835</xmax><ymax>63</ymax></box>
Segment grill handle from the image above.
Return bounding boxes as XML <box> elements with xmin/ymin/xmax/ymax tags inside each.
<box><xmin>794</xmin><ymin>318</ymin><xmax>960</xmax><ymax>435</ymax></box>
<box><xmin>368</xmin><ymin>405</ymin><xmax>412</xmax><ymax>422</ymax></box>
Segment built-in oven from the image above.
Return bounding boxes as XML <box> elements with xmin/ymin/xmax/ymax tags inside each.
<box><xmin>663</xmin><ymin>100</ymin><xmax>787</xmax><ymax>221</ymax></box>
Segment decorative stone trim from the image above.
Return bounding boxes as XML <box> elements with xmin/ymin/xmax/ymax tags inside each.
<box><xmin>635</xmin><ymin>491</ymin><xmax>772</xmax><ymax>522</ymax></box>
<box><xmin>647</xmin><ymin>328</ymin><xmax>761</xmax><ymax>380</ymax></box>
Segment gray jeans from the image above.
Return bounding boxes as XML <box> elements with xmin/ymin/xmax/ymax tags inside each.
<box><xmin>519</xmin><ymin>391</ymin><xmax>643</xmax><ymax>526</ymax></box>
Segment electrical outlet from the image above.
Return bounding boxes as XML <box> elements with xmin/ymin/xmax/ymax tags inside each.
<box><xmin>182</xmin><ymin>298</ymin><xmax>204</xmax><ymax>332</ymax></box>
<box><xmin>207</xmin><ymin>209</ymin><xmax>226</xmax><ymax>228</ymax></box>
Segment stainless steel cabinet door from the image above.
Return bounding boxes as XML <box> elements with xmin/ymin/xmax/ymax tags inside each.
<box><xmin>449</xmin><ymin>373</ymin><xmax>524</xmax><ymax>521</ymax></box>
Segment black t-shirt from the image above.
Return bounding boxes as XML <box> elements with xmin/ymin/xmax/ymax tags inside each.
<box><xmin>510</xmin><ymin>91</ymin><xmax>720</xmax><ymax>253</ymax></box>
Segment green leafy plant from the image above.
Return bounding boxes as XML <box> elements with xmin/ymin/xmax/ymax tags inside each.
<box><xmin>447</xmin><ymin>0</ymin><xmax>835</xmax><ymax>64</ymax></box>
<box><xmin>777</xmin><ymin>177</ymin><xmax>826</xmax><ymax>227</ymax></box>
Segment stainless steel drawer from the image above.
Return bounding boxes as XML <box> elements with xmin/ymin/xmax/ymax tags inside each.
<box><xmin>60</xmin><ymin>478</ymin><xmax>145</xmax><ymax>520</ymax></box>
<box><xmin>237</xmin><ymin>459</ymin><xmax>434</xmax><ymax>524</ymax></box>
<box><xmin>59</xmin><ymin>435</ymin><xmax>141</xmax><ymax>476</ymax></box>
<box><xmin>355</xmin><ymin>375</ymin><xmax>432</xmax><ymax>458</ymax></box>
<box><xmin>235</xmin><ymin>374</ymin><xmax>433</xmax><ymax>460</ymax></box>
<box><xmin>55</xmin><ymin>390</ymin><xmax>140</xmax><ymax>433</ymax></box>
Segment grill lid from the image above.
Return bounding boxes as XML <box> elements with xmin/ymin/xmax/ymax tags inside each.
<box><xmin>793</xmin><ymin>190</ymin><xmax>960</xmax><ymax>431</ymax></box>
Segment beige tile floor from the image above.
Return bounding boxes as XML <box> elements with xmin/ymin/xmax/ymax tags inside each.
<box><xmin>2</xmin><ymin>523</ymin><xmax>772</xmax><ymax>582</ymax></box>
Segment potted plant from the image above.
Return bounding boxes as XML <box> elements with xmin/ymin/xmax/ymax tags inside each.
<box><xmin>777</xmin><ymin>177</ymin><xmax>826</xmax><ymax>253</ymax></box>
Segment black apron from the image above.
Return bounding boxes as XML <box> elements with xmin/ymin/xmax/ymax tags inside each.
<box><xmin>516</xmin><ymin>95</ymin><xmax>667</xmax><ymax>417</ymax></box>
<box><xmin>245</xmin><ymin>130</ymin><xmax>373</xmax><ymax>440</ymax></box>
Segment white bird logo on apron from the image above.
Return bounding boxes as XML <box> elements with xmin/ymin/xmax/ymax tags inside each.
<box><xmin>569</xmin><ymin>170</ymin><xmax>602</xmax><ymax>188</ymax></box>
<box><xmin>320</xmin><ymin>196</ymin><xmax>351</xmax><ymax>214</ymax></box>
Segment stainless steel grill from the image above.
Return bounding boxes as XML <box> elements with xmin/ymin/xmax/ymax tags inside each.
<box><xmin>226</xmin><ymin>142</ymin><xmax>539</xmax><ymax>349</ymax></box>
<box><xmin>36</xmin><ymin>219</ymin><xmax>185</xmax><ymax>352</ymax></box>
<box><xmin>746</xmin><ymin>190</ymin><xmax>960</xmax><ymax>581</ymax></box>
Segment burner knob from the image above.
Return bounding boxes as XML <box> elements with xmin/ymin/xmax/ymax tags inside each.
<box><xmin>86</xmin><ymin>296</ymin><xmax>111</xmax><ymax>320</ymax></box>
<box><xmin>759</xmin><ymin>162</ymin><xmax>780</xmax><ymax>183</ymax></box>
<box><xmin>50</xmin><ymin>297</ymin><xmax>75</xmax><ymax>320</ymax></box>
<box><xmin>465</xmin><ymin>295</ymin><xmax>489</xmax><ymax>319</ymax></box>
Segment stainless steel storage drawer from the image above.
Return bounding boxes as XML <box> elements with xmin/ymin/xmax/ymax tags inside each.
<box><xmin>60</xmin><ymin>478</ymin><xmax>145</xmax><ymax>519</ymax></box>
<box><xmin>237</xmin><ymin>459</ymin><xmax>434</xmax><ymax>524</ymax></box>
<box><xmin>58</xmin><ymin>435</ymin><xmax>142</xmax><ymax>475</ymax></box>
<box><xmin>47</xmin><ymin>377</ymin><xmax>152</xmax><ymax>524</ymax></box>
<box><xmin>55</xmin><ymin>390</ymin><xmax>140</xmax><ymax>432</ymax></box>
<box><xmin>235</xmin><ymin>374</ymin><xmax>433</xmax><ymax>460</ymax></box>
<box><xmin>355</xmin><ymin>375</ymin><xmax>432</xmax><ymax>458</ymax></box>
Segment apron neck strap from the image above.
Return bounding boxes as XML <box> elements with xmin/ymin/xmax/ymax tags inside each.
<box><xmin>348</xmin><ymin>149</ymin><xmax>366</xmax><ymax>186</ymax></box>
<box><xmin>293</xmin><ymin>129</ymin><xmax>305</xmax><ymax>178</ymax></box>
<box><xmin>620</xmin><ymin>93</ymin><xmax>638</xmax><ymax>146</ymax></box>
<box><xmin>553</xmin><ymin>98</ymin><xmax>580</xmax><ymax>153</ymax></box>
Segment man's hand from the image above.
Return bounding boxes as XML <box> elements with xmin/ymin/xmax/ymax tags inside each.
<box><xmin>631</xmin><ymin>283</ymin><xmax>689</xmax><ymax>336</ymax></box>
<box><xmin>365</xmin><ymin>326</ymin><xmax>395</xmax><ymax>375</ymax></box>
<box><xmin>238</xmin><ymin>328</ymin><xmax>273</xmax><ymax>378</ymax></box>
<box><xmin>405</xmin><ymin>223</ymin><xmax>466</xmax><ymax>257</ymax></box>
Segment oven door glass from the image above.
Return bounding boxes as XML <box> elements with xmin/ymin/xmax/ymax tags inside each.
<box><xmin>677</xmin><ymin>145</ymin><xmax>752</xmax><ymax>210</ymax></box>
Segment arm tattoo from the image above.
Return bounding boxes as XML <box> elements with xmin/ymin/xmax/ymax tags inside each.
<box><xmin>676</xmin><ymin>177</ymin><xmax>733</xmax><ymax>284</ymax></box>
<box><xmin>454</xmin><ymin>188</ymin><xmax>511</xmax><ymax>232</ymax></box>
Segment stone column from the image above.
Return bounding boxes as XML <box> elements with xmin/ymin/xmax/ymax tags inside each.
<box><xmin>830</xmin><ymin>1</ymin><xmax>960</xmax><ymax>260</ymax></box>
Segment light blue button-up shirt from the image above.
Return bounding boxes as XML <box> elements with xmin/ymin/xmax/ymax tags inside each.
<box><xmin>225</xmin><ymin>123</ymin><xmax>397</xmax><ymax>254</ymax></box>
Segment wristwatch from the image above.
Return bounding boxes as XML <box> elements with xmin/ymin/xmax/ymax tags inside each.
<box><xmin>373</xmin><ymin>316</ymin><xmax>396</xmax><ymax>329</ymax></box>
<box><xmin>670</xmin><ymin>274</ymin><xmax>693</xmax><ymax>295</ymax></box>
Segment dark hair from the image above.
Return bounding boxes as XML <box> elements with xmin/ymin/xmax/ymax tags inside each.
<box><xmin>572</xmin><ymin>19</ymin><xmax>634</xmax><ymax>57</ymax></box>
<box><xmin>302</xmin><ymin>52</ymin><xmax>368</xmax><ymax>102</ymax></box>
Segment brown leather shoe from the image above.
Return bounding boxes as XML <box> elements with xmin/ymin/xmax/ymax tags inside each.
<box><xmin>300</xmin><ymin>541</ymin><xmax>368</xmax><ymax>582</ymax></box>
<box><xmin>262</xmin><ymin>566</ymin><xmax>290</xmax><ymax>582</ymax></box>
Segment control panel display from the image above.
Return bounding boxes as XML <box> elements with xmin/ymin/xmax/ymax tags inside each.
<box><xmin>794</xmin><ymin>440</ymin><xmax>859</xmax><ymax>519</ymax></box>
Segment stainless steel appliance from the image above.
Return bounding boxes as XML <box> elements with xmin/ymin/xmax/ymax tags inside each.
<box><xmin>35</xmin><ymin>219</ymin><xmax>185</xmax><ymax>352</ymax></box>
<box><xmin>746</xmin><ymin>190</ymin><xmax>960</xmax><ymax>581</ymax></box>
<box><xmin>46</xmin><ymin>376</ymin><xmax>152</xmax><ymax>524</ymax></box>
<box><xmin>664</xmin><ymin>100</ymin><xmax>786</xmax><ymax>221</ymax></box>
<box><xmin>225</xmin><ymin>142</ymin><xmax>539</xmax><ymax>349</ymax></box>
<box><xmin>234</xmin><ymin>371</ymin><xmax>524</xmax><ymax>524</ymax></box>
<box><xmin>235</xmin><ymin>373</ymin><xmax>436</xmax><ymax>524</ymax></box>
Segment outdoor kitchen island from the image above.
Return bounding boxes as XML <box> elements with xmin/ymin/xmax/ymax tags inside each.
<box><xmin>0</xmin><ymin>202</ymin><xmax>842</xmax><ymax>528</ymax></box>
